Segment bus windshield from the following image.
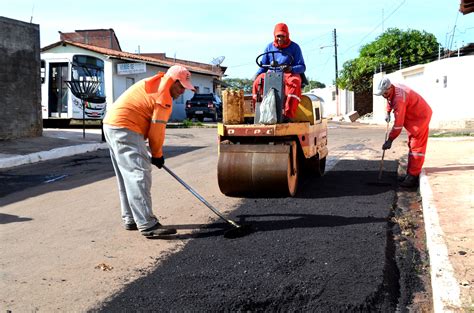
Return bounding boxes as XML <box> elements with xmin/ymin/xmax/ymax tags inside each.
<box><xmin>71</xmin><ymin>55</ymin><xmax>106</xmax><ymax>102</ymax></box>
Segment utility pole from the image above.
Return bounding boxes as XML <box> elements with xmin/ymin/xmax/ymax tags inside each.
<box><xmin>333</xmin><ymin>28</ymin><xmax>339</xmax><ymax>96</ymax></box>
<box><xmin>333</xmin><ymin>28</ymin><xmax>339</xmax><ymax>116</ymax></box>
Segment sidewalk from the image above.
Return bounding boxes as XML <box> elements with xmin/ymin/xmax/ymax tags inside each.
<box><xmin>0</xmin><ymin>128</ymin><xmax>472</xmax><ymax>311</ymax></box>
<box><xmin>0</xmin><ymin>128</ymin><xmax>108</xmax><ymax>169</ymax></box>
<box><xmin>420</xmin><ymin>136</ymin><xmax>474</xmax><ymax>312</ymax></box>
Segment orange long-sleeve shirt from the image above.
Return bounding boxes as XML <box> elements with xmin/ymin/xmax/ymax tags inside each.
<box><xmin>103</xmin><ymin>72</ymin><xmax>173</xmax><ymax>157</ymax></box>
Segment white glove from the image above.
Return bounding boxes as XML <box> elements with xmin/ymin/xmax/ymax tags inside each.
<box><xmin>385</xmin><ymin>112</ymin><xmax>391</xmax><ymax>123</ymax></box>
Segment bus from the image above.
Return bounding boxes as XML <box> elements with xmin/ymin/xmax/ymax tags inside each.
<box><xmin>41</xmin><ymin>53</ymin><xmax>106</xmax><ymax>125</ymax></box>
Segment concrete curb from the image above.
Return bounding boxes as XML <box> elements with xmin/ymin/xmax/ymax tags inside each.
<box><xmin>420</xmin><ymin>170</ymin><xmax>461</xmax><ymax>312</ymax></box>
<box><xmin>0</xmin><ymin>142</ymin><xmax>109</xmax><ymax>170</ymax></box>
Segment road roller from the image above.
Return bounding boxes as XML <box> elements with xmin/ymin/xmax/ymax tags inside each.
<box><xmin>217</xmin><ymin>51</ymin><xmax>328</xmax><ymax>197</ymax></box>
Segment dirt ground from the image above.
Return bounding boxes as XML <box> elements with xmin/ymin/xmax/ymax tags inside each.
<box><xmin>393</xmin><ymin>162</ymin><xmax>433</xmax><ymax>312</ymax></box>
<box><xmin>0</xmin><ymin>129</ymin><xmax>235</xmax><ymax>312</ymax></box>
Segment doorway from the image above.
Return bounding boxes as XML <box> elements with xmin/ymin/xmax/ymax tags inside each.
<box><xmin>48</xmin><ymin>63</ymin><xmax>69</xmax><ymax>117</ymax></box>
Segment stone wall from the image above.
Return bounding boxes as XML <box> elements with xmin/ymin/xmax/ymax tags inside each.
<box><xmin>0</xmin><ymin>16</ymin><xmax>42</xmax><ymax>140</ymax></box>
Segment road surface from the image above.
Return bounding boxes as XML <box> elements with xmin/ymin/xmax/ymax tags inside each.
<box><xmin>1</xmin><ymin>123</ymin><xmax>415</xmax><ymax>311</ymax></box>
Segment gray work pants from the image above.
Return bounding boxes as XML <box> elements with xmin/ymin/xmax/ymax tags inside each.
<box><xmin>103</xmin><ymin>125</ymin><xmax>158</xmax><ymax>230</ymax></box>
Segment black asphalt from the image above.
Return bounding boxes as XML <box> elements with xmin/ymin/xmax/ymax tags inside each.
<box><xmin>96</xmin><ymin>159</ymin><xmax>401</xmax><ymax>312</ymax></box>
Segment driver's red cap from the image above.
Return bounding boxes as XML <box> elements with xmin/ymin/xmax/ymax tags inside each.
<box><xmin>274</xmin><ymin>23</ymin><xmax>289</xmax><ymax>37</ymax></box>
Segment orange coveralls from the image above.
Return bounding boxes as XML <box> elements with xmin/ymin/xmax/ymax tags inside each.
<box><xmin>386</xmin><ymin>83</ymin><xmax>432</xmax><ymax>176</ymax></box>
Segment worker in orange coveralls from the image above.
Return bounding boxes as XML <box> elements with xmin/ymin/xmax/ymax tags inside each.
<box><xmin>103</xmin><ymin>65</ymin><xmax>195</xmax><ymax>238</ymax></box>
<box><xmin>374</xmin><ymin>77</ymin><xmax>432</xmax><ymax>188</ymax></box>
<box><xmin>252</xmin><ymin>22</ymin><xmax>306</xmax><ymax>121</ymax></box>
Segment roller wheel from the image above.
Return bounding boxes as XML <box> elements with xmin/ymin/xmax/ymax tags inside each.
<box><xmin>306</xmin><ymin>155</ymin><xmax>326</xmax><ymax>177</ymax></box>
<box><xmin>317</xmin><ymin>156</ymin><xmax>326</xmax><ymax>176</ymax></box>
<box><xmin>218</xmin><ymin>142</ymin><xmax>299</xmax><ymax>197</ymax></box>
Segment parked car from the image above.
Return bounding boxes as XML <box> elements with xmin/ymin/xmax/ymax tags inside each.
<box><xmin>185</xmin><ymin>93</ymin><xmax>222</xmax><ymax>122</ymax></box>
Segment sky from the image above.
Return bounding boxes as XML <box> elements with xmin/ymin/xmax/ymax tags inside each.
<box><xmin>2</xmin><ymin>0</ymin><xmax>473</xmax><ymax>86</ymax></box>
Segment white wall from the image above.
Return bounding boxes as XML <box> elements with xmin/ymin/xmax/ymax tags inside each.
<box><xmin>110</xmin><ymin>61</ymin><xmax>168</xmax><ymax>105</ymax></box>
<box><xmin>109</xmin><ymin>63</ymin><xmax>216</xmax><ymax>121</ymax></box>
<box><xmin>373</xmin><ymin>55</ymin><xmax>474</xmax><ymax>129</ymax></box>
<box><xmin>308</xmin><ymin>86</ymin><xmax>354</xmax><ymax>118</ymax></box>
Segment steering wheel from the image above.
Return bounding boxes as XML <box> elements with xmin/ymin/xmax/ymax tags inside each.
<box><xmin>255</xmin><ymin>50</ymin><xmax>294</xmax><ymax>71</ymax></box>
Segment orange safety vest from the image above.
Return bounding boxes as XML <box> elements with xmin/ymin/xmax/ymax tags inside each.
<box><xmin>103</xmin><ymin>72</ymin><xmax>173</xmax><ymax>157</ymax></box>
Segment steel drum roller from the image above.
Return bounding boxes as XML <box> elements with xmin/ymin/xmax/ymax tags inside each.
<box><xmin>218</xmin><ymin>143</ymin><xmax>298</xmax><ymax>196</ymax></box>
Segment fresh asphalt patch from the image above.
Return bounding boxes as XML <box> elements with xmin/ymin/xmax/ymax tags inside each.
<box><xmin>96</xmin><ymin>159</ymin><xmax>405</xmax><ymax>312</ymax></box>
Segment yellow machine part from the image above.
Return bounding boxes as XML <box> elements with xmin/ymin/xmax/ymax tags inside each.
<box><xmin>292</xmin><ymin>94</ymin><xmax>323</xmax><ymax>125</ymax></box>
<box><xmin>217</xmin><ymin>142</ymin><xmax>298</xmax><ymax>197</ymax></box>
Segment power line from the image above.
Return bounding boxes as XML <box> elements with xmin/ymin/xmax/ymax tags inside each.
<box><xmin>227</xmin><ymin>62</ymin><xmax>254</xmax><ymax>68</ymax></box>
<box><xmin>340</xmin><ymin>0</ymin><xmax>406</xmax><ymax>57</ymax></box>
<box><xmin>446</xmin><ymin>11</ymin><xmax>460</xmax><ymax>50</ymax></box>
<box><xmin>300</xmin><ymin>31</ymin><xmax>333</xmax><ymax>46</ymax></box>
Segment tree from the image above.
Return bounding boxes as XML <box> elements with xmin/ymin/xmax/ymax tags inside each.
<box><xmin>224</xmin><ymin>77</ymin><xmax>326</xmax><ymax>94</ymax></box>
<box><xmin>338</xmin><ymin>28</ymin><xmax>440</xmax><ymax>93</ymax></box>
<box><xmin>223</xmin><ymin>78</ymin><xmax>253</xmax><ymax>93</ymax></box>
<box><xmin>303</xmin><ymin>79</ymin><xmax>326</xmax><ymax>93</ymax></box>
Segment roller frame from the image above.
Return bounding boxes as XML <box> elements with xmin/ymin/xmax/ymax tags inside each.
<box><xmin>217</xmin><ymin>121</ymin><xmax>328</xmax><ymax>197</ymax></box>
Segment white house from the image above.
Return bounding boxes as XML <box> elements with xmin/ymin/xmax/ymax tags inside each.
<box><xmin>41</xmin><ymin>39</ymin><xmax>225</xmax><ymax>122</ymax></box>
<box><xmin>373</xmin><ymin>55</ymin><xmax>474</xmax><ymax>130</ymax></box>
<box><xmin>306</xmin><ymin>86</ymin><xmax>354</xmax><ymax>119</ymax></box>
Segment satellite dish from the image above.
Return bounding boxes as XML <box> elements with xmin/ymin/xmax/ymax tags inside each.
<box><xmin>210</xmin><ymin>56</ymin><xmax>225</xmax><ymax>66</ymax></box>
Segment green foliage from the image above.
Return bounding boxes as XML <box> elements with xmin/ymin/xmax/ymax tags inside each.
<box><xmin>302</xmin><ymin>79</ymin><xmax>326</xmax><ymax>93</ymax></box>
<box><xmin>430</xmin><ymin>131</ymin><xmax>474</xmax><ymax>138</ymax></box>
<box><xmin>224</xmin><ymin>77</ymin><xmax>325</xmax><ymax>94</ymax></box>
<box><xmin>181</xmin><ymin>119</ymin><xmax>203</xmax><ymax>128</ymax></box>
<box><xmin>338</xmin><ymin>28</ymin><xmax>440</xmax><ymax>93</ymax></box>
<box><xmin>223</xmin><ymin>78</ymin><xmax>253</xmax><ymax>93</ymax></box>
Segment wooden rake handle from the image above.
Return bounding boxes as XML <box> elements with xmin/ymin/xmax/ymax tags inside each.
<box><xmin>378</xmin><ymin>122</ymin><xmax>390</xmax><ymax>180</ymax></box>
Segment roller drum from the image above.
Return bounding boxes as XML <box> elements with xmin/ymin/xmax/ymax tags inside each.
<box><xmin>218</xmin><ymin>143</ymin><xmax>298</xmax><ymax>196</ymax></box>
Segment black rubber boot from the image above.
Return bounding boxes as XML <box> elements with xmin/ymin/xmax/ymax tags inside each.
<box><xmin>124</xmin><ymin>222</ymin><xmax>138</xmax><ymax>231</ymax></box>
<box><xmin>141</xmin><ymin>222</ymin><xmax>177</xmax><ymax>238</ymax></box>
<box><xmin>399</xmin><ymin>174</ymin><xmax>419</xmax><ymax>188</ymax></box>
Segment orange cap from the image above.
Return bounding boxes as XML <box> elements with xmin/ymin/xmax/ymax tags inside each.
<box><xmin>166</xmin><ymin>65</ymin><xmax>195</xmax><ymax>91</ymax></box>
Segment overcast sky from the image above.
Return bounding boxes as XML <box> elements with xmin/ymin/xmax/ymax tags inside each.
<box><xmin>3</xmin><ymin>0</ymin><xmax>472</xmax><ymax>85</ymax></box>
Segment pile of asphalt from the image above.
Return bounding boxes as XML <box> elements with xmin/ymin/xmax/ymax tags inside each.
<box><xmin>97</xmin><ymin>160</ymin><xmax>402</xmax><ymax>312</ymax></box>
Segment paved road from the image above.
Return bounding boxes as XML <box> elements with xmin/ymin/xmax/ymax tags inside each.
<box><xmin>1</xmin><ymin>124</ymin><xmax>417</xmax><ymax>311</ymax></box>
<box><xmin>98</xmin><ymin>157</ymin><xmax>400</xmax><ymax>311</ymax></box>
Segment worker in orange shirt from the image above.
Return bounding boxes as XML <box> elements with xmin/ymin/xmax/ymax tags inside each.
<box><xmin>103</xmin><ymin>65</ymin><xmax>195</xmax><ymax>238</ymax></box>
<box><xmin>374</xmin><ymin>77</ymin><xmax>432</xmax><ymax>188</ymax></box>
